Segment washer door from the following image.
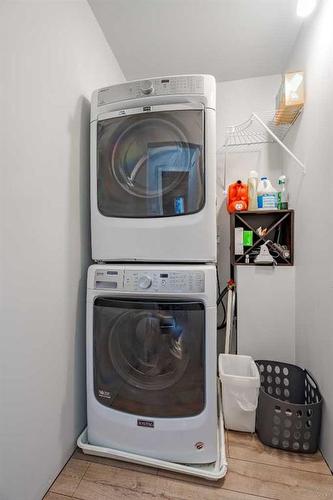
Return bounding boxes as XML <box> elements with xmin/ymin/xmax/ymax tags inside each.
<box><xmin>93</xmin><ymin>298</ymin><xmax>205</xmax><ymax>418</ymax></box>
<box><xmin>96</xmin><ymin>108</ymin><xmax>204</xmax><ymax>218</ymax></box>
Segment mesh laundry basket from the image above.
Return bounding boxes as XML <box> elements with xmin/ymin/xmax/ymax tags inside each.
<box><xmin>256</xmin><ymin>360</ymin><xmax>322</xmax><ymax>453</ymax></box>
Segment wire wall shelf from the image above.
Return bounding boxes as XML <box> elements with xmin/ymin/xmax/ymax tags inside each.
<box><xmin>218</xmin><ymin>108</ymin><xmax>305</xmax><ymax>191</ymax></box>
<box><xmin>224</xmin><ymin>109</ymin><xmax>302</xmax><ymax>149</ymax></box>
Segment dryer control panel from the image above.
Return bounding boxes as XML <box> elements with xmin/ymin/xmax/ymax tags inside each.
<box><xmin>97</xmin><ymin>75</ymin><xmax>205</xmax><ymax>107</ymax></box>
<box><xmin>94</xmin><ymin>269</ymin><xmax>205</xmax><ymax>293</ymax></box>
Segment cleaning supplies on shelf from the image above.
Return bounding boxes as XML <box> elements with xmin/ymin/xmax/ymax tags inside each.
<box><xmin>247</xmin><ymin>170</ymin><xmax>259</xmax><ymax>210</ymax></box>
<box><xmin>227</xmin><ymin>180</ymin><xmax>248</xmax><ymax>213</ymax></box>
<box><xmin>257</xmin><ymin>177</ymin><xmax>277</xmax><ymax>210</ymax></box>
<box><xmin>277</xmin><ymin>175</ymin><xmax>289</xmax><ymax>209</ymax></box>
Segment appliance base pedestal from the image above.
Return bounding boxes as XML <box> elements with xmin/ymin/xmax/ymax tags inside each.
<box><xmin>77</xmin><ymin>383</ymin><xmax>227</xmax><ymax>481</ymax></box>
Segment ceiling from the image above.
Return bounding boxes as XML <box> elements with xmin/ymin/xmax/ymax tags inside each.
<box><xmin>88</xmin><ymin>0</ymin><xmax>304</xmax><ymax>82</ymax></box>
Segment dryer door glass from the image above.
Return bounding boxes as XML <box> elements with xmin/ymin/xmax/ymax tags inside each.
<box><xmin>97</xmin><ymin>109</ymin><xmax>204</xmax><ymax>218</ymax></box>
<box><xmin>93</xmin><ymin>298</ymin><xmax>205</xmax><ymax>417</ymax></box>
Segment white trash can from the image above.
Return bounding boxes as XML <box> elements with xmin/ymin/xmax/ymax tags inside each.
<box><xmin>219</xmin><ymin>354</ymin><xmax>260</xmax><ymax>433</ymax></box>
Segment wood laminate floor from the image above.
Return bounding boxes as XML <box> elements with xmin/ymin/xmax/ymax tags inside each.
<box><xmin>45</xmin><ymin>431</ymin><xmax>333</xmax><ymax>500</ymax></box>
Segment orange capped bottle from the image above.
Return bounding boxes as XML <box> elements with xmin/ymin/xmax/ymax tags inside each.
<box><xmin>227</xmin><ymin>180</ymin><xmax>248</xmax><ymax>213</ymax></box>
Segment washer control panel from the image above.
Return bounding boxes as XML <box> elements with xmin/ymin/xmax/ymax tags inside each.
<box><xmin>94</xmin><ymin>269</ymin><xmax>205</xmax><ymax>293</ymax></box>
<box><xmin>97</xmin><ymin>76</ymin><xmax>205</xmax><ymax>106</ymax></box>
<box><xmin>124</xmin><ymin>270</ymin><xmax>205</xmax><ymax>293</ymax></box>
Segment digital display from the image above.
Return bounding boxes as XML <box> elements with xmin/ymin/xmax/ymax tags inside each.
<box><xmin>161</xmin><ymin>79</ymin><xmax>169</xmax><ymax>83</ymax></box>
<box><xmin>107</xmin><ymin>271</ymin><xmax>118</xmax><ymax>275</ymax></box>
<box><xmin>160</xmin><ymin>273</ymin><xmax>169</xmax><ymax>278</ymax></box>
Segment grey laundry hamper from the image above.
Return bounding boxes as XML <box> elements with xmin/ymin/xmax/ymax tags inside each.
<box><xmin>255</xmin><ymin>360</ymin><xmax>322</xmax><ymax>453</ymax></box>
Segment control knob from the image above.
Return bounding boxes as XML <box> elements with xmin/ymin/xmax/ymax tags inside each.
<box><xmin>141</xmin><ymin>80</ymin><xmax>154</xmax><ymax>95</ymax></box>
<box><xmin>138</xmin><ymin>275</ymin><xmax>152</xmax><ymax>289</ymax></box>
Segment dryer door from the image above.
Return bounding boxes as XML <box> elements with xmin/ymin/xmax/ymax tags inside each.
<box><xmin>93</xmin><ymin>297</ymin><xmax>205</xmax><ymax>417</ymax></box>
<box><xmin>96</xmin><ymin>106</ymin><xmax>204</xmax><ymax>218</ymax></box>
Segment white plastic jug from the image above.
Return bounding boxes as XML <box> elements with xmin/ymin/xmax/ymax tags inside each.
<box><xmin>257</xmin><ymin>177</ymin><xmax>277</xmax><ymax>209</ymax></box>
<box><xmin>247</xmin><ymin>170</ymin><xmax>259</xmax><ymax>210</ymax></box>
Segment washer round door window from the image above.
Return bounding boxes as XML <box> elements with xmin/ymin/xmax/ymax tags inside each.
<box><xmin>97</xmin><ymin>109</ymin><xmax>204</xmax><ymax>218</ymax></box>
<box><xmin>93</xmin><ymin>298</ymin><xmax>205</xmax><ymax>418</ymax></box>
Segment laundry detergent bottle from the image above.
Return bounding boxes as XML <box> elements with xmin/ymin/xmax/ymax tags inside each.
<box><xmin>257</xmin><ymin>176</ymin><xmax>277</xmax><ymax>209</ymax></box>
<box><xmin>227</xmin><ymin>180</ymin><xmax>248</xmax><ymax>213</ymax></box>
<box><xmin>247</xmin><ymin>170</ymin><xmax>259</xmax><ymax>210</ymax></box>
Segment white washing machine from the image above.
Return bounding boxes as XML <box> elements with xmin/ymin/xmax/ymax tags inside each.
<box><xmin>90</xmin><ymin>75</ymin><xmax>216</xmax><ymax>263</ymax></box>
<box><xmin>87</xmin><ymin>263</ymin><xmax>217</xmax><ymax>464</ymax></box>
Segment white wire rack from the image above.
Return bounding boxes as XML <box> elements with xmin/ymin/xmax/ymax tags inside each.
<box><xmin>218</xmin><ymin>109</ymin><xmax>305</xmax><ymax>190</ymax></box>
<box><xmin>225</xmin><ymin>109</ymin><xmax>302</xmax><ymax>148</ymax></box>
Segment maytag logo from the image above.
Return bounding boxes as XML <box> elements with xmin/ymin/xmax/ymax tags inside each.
<box><xmin>137</xmin><ymin>419</ymin><xmax>154</xmax><ymax>428</ymax></box>
<box><xmin>143</xmin><ymin>106</ymin><xmax>151</xmax><ymax>112</ymax></box>
<box><xmin>118</xmin><ymin>110</ymin><xmax>126</xmax><ymax>115</ymax></box>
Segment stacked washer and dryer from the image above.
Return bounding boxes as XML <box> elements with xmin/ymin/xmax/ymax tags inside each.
<box><xmin>86</xmin><ymin>75</ymin><xmax>218</xmax><ymax>465</ymax></box>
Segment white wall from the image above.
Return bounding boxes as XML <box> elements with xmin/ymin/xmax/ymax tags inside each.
<box><xmin>0</xmin><ymin>2</ymin><xmax>125</xmax><ymax>499</ymax></box>
<box><xmin>216</xmin><ymin>75</ymin><xmax>282</xmax><ymax>290</ymax></box>
<box><xmin>284</xmin><ymin>0</ymin><xmax>333</xmax><ymax>469</ymax></box>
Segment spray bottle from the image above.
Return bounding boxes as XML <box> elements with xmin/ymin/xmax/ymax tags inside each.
<box><xmin>277</xmin><ymin>175</ymin><xmax>289</xmax><ymax>209</ymax></box>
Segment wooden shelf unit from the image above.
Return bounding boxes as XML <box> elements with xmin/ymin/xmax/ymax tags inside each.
<box><xmin>230</xmin><ymin>209</ymin><xmax>294</xmax><ymax>266</ymax></box>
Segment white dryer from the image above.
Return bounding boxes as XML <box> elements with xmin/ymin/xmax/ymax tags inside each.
<box><xmin>86</xmin><ymin>263</ymin><xmax>217</xmax><ymax>464</ymax></box>
<box><xmin>90</xmin><ymin>75</ymin><xmax>216</xmax><ymax>262</ymax></box>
